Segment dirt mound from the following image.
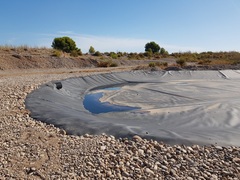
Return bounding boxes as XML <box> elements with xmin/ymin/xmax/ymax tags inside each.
<box><xmin>0</xmin><ymin>47</ymin><xmax>100</xmax><ymax>70</ymax></box>
<box><xmin>1</xmin><ymin>47</ymin><xmax>239</xmax><ymax>71</ymax></box>
<box><xmin>0</xmin><ymin>47</ymin><xmax>179</xmax><ymax>70</ymax></box>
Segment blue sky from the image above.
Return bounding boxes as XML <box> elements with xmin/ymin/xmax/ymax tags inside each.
<box><xmin>0</xmin><ymin>0</ymin><xmax>240</xmax><ymax>53</ymax></box>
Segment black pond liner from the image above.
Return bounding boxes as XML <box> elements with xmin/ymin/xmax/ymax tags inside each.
<box><xmin>25</xmin><ymin>70</ymin><xmax>240</xmax><ymax>146</ymax></box>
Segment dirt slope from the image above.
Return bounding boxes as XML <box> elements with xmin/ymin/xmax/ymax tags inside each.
<box><xmin>0</xmin><ymin>47</ymin><xmax>177</xmax><ymax>70</ymax></box>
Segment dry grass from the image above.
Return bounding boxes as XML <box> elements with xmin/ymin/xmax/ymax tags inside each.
<box><xmin>0</xmin><ymin>45</ymin><xmax>51</xmax><ymax>53</ymax></box>
<box><xmin>173</xmin><ymin>51</ymin><xmax>240</xmax><ymax>66</ymax></box>
<box><xmin>98</xmin><ymin>59</ymin><xmax>118</xmax><ymax>67</ymax></box>
<box><xmin>198</xmin><ymin>59</ymin><xmax>239</xmax><ymax>66</ymax></box>
<box><xmin>209</xmin><ymin>59</ymin><xmax>238</xmax><ymax>65</ymax></box>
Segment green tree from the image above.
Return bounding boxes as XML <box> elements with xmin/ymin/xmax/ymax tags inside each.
<box><xmin>94</xmin><ymin>51</ymin><xmax>101</xmax><ymax>56</ymax></box>
<box><xmin>145</xmin><ymin>41</ymin><xmax>160</xmax><ymax>53</ymax></box>
<box><xmin>52</xmin><ymin>37</ymin><xmax>77</xmax><ymax>53</ymax></box>
<box><xmin>160</xmin><ymin>48</ymin><xmax>168</xmax><ymax>55</ymax></box>
<box><xmin>89</xmin><ymin>46</ymin><xmax>95</xmax><ymax>54</ymax></box>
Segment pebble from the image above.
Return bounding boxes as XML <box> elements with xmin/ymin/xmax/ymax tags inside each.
<box><xmin>215</xmin><ymin>146</ymin><xmax>223</xmax><ymax>150</ymax></box>
<box><xmin>138</xmin><ymin>149</ymin><xmax>145</xmax><ymax>156</ymax></box>
<box><xmin>87</xmin><ymin>162</ymin><xmax>94</xmax><ymax>167</ymax></box>
<box><xmin>100</xmin><ymin>145</ymin><xmax>106</xmax><ymax>151</ymax></box>
<box><xmin>59</xmin><ymin>129</ymin><xmax>66</xmax><ymax>135</ymax></box>
<box><xmin>161</xmin><ymin>165</ymin><xmax>168</xmax><ymax>171</ymax></box>
<box><xmin>210</xmin><ymin>174</ymin><xmax>218</xmax><ymax>180</ymax></box>
<box><xmin>132</xmin><ymin>135</ymin><xmax>143</xmax><ymax>141</ymax></box>
<box><xmin>233</xmin><ymin>157</ymin><xmax>240</xmax><ymax>163</ymax></box>
<box><xmin>145</xmin><ymin>168</ymin><xmax>154</xmax><ymax>175</ymax></box>
<box><xmin>170</xmin><ymin>169</ymin><xmax>177</xmax><ymax>176</ymax></box>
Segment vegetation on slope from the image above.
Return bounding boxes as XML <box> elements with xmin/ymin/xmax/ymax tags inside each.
<box><xmin>0</xmin><ymin>37</ymin><xmax>240</xmax><ymax>70</ymax></box>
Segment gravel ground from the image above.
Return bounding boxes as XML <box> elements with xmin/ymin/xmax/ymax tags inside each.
<box><xmin>0</xmin><ymin>68</ymin><xmax>240</xmax><ymax>179</ymax></box>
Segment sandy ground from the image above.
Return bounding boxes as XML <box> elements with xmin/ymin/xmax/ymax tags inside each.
<box><xmin>1</xmin><ymin>67</ymin><xmax>240</xmax><ymax>179</ymax></box>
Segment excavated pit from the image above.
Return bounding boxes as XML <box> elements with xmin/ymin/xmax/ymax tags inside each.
<box><xmin>26</xmin><ymin>70</ymin><xmax>240</xmax><ymax>146</ymax></box>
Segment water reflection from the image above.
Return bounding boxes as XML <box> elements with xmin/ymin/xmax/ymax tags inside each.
<box><xmin>83</xmin><ymin>87</ymin><xmax>140</xmax><ymax>114</ymax></box>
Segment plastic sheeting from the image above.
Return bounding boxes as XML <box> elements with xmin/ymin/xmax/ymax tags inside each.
<box><xmin>26</xmin><ymin>70</ymin><xmax>240</xmax><ymax>146</ymax></box>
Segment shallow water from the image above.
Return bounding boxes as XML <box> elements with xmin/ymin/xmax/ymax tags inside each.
<box><xmin>83</xmin><ymin>87</ymin><xmax>140</xmax><ymax>114</ymax></box>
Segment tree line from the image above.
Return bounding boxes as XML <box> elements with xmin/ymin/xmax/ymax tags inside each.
<box><xmin>51</xmin><ymin>36</ymin><xmax>168</xmax><ymax>57</ymax></box>
<box><xmin>51</xmin><ymin>36</ymin><xmax>240</xmax><ymax>67</ymax></box>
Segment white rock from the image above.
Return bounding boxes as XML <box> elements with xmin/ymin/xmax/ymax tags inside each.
<box><xmin>132</xmin><ymin>135</ymin><xmax>143</xmax><ymax>141</ymax></box>
<box><xmin>100</xmin><ymin>146</ymin><xmax>106</xmax><ymax>151</ymax></box>
<box><xmin>138</xmin><ymin>149</ymin><xmax>145</xmax><ymax>156</ymax></box>
<box><xmin>210</xmin><ymin>174</ymin><xmax>218</xmax><ymax>180</ymax></box>
<box><xmin>145</xmin><ymin>168</ymin><xmax>154</xmax><ymax>175</ymax></box>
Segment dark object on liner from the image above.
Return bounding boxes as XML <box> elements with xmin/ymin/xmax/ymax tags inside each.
<box><xmin>55</xmin><ymin>82</ymin><xmax>62</xmax><ymax>90</ymax></box>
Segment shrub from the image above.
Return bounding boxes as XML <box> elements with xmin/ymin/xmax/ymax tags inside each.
<box><xmin>198</xmin><ymin>60</ymin><xmax>211</xmax><ymax>65</ymax></box>
<box><xmin>163</xmin><ymin>62</ymin><xmax>168</xmax><ymax>67</ymax></box>
<box><xmin>136</xmin><ymin>54</ymin><xmax>142</xmax><ymax>60</ymax></box>
<box><xmin>117</xmin><ymin>52</ymin><xmax>123</xmax><ymax>57</ymax></box>
<box><xmin>133</xmin><ymin>65</ymin><xmax>149</xmax><ymax>70</ymax></box>
<box><xmin>155</xmin><ymin>62</ymin><xmax>168</xmax><ymax>67</ymax></box>
<box><xmin>176</xmin><ymin>59</ymin><xmax>186</xmax><ymax>67</ymax></box>
<box><xmin>70</xmin><ymin>50</ymin><xmax>79</xmax><ymax>57</ymax></box>
<box><xmin>138</xmin><ymin>53</ymin><xmax>145</xmax><ymax>59</ymax></box>
<box><xmin>171</xmin><ymin>51</ymin><xmax>240</xmax><ymax>65</ymax></box>
<box><xmin>52</xmin><ymin>36</ymin><xmax>77</xmax><ymax>53</ymax></box>
<box><xmin>89</xmin><ymin>46</ymin><xmax>95</xmax><ymax>54</ymax></box>
<box><xmin>149</xmin><ymin>62</ymin><xmax>156</xmax><ymax>67</ymax></box>
<box><xmin>98</xmin><ymin>60</ymin><xmax>113</xmax><ymax>67</ymax></box>
<box><xmin>99</xmin><ymin>62</ymin><xmax>108</xmax><ymax>67</ymax></box>
<box><xmin>231</xmin><ymin>61</ymin><xmax>240</xmax><ymax>65</ymax></box>
<box><xmin>70</xmin><ymin>48</ymin><xmax>82</xmax><ymax>57</ymax></box>
<box><xmin>128</xmin><ymin>53</ymin><xmax>137</xmax><ymax>59</ymax></box>
<box><xmin>154</xmin><ymin>53</ymin><xmax>161</xmax><ymax>59</ymax></box>
<box><xmin>109</xmin><ymin>62</ymin><xmax>118</xmax><ymax>67</ymax></box>
<box><xmin>98</xmin><ymin>60</ymin><xmax>118</xmax><ymax>67</ymax></box>
<box><xmin>160</xmin><ymin>48</ymin><xmax>168</xmax><ymax>55</ymax></box>
<box><xmin>104</xmin><ymin>52</ymin><xmax>110</xmax><ymax>56</ymax></box>
<box><xmin>94</xmin><ymin>51</ymin><xmax>101</xmax><ymax>56</ymax></box>
<box><xmin>77</xmin><ymin>48</ymin><xmax>83</xmax><ymax>56</ymax></box>
<box><xmin>52</xmin><ymin>49</ymin><xmax>62</xmax><ymax>57</ymax></box>
<box><xmin>144</xmin><ymin>50</ymin><xmax>153</xmax><ymax>57</ymax></box>
<box><xmin>110</xmin><ymin>52</ymin><xmax>118</xmax><ymax>59</ymax></box>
